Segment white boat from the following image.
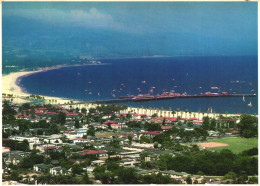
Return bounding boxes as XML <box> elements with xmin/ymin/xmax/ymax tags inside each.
<box><xmin>248</xmin><ymin>102</ymin><xmax>252</xmax><ymax>107</ymax></box>
<box><xmin>243</xmin><ymin>96</ymin><xmax>245</xmax><ymax>102</ymax></box>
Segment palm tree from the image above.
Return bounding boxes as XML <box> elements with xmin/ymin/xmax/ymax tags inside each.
<box><xmin>185</xmin><ymin>109</ymin><xmax>188</xmax><ymax>119</ymax></box>
<box><xmin>176</xmin><ymin>108</ymin><xmax>180</xmax><ymax>118</ymax></box>
<box><xmin>172</xmin><ymin>111</ymin><xmax>176</xmax><ymax>117</ymax></box>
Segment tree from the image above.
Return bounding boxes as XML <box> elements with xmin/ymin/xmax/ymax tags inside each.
<box><xmin>87</xmin><ymin>127</ymin><xmax>95</xmax><ymax>136</ymax></box>
<box><xmin>82</xmin><ymin>172</ymin><xmax>92</xmax><ymax>184</ymax></box>
<box><xmin>117</xmin><ymin>167</ymin><xmax>139</xmax><ymax>184</ymax></box>
<box><xmin>72</xmin><ymin>164</ymin><xmax>83</xmax><ymax>175</ymax></box>
<box><xmin>75</xmin><ymin>119</ymin><xmax>80</xmax><ymax>129</ymax></box>
<box><xmin>202</xmin><ymin>116</ymin><xmax>210</xmax><ymax>130</ymax></box>
<box><xmin>9</xmin><ymin>171</ymin><xmax>20</xmax><ymax>181</ymax></box>
<box><xmin>186</xmin><ymin>176</ymin><xmax>192</xmax><ymax>184</ymax></box>
<box><xmin>57</xmin><ymin>112</ymin><xmax>66</xmax><ymax>125</ymax></box>
<box><xmin>127</xmin><ymin>135</ymin><xmax>133</xmax><ymax>145</ymax></box>
<box><xmin>210</xmin><ymin>118</ymin><xmax>217</xmax><ymax>130</ymax></box>
<box><xmin>224</xmin><ymin>171</ymin><xmax>237</xmax><ymax>180</ymax></box>
<box><xmin>154</xmin><ymin>141</ymin><xmax>159</xmax><ymax>148</ymax></box>
<box><xmin>238</xmin><ymin>114</ymin><xmax>257</xmax><ymax>138</ymax></box>
<box><xmin>162</xmin><ymin>118</ymin><xmax>166</xmax><ymax>125</ymax></box>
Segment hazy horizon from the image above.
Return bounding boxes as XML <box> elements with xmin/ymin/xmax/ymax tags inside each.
<box><xmin>3</xmin><ymin>2</ymin><xmax>258</xmax><ymax>66</ymax></box>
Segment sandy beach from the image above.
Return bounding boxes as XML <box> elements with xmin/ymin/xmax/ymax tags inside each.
<box><xmin>2</xmin><ymin>69</ymin><xmax>242</xmax><ymax>119</ymax></box>
<box><xmin>2</xmin><ymin>67</ymin><xmax>72</xmax><ymax>104</ymax></box>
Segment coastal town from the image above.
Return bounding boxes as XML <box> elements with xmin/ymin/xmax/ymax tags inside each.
<box><xmin>2</xmin><ymin>94</ymin><xmax>258</xmax><ymax>184</ymax></box>
<box><xmin>2</xmin><ymin>1</ymin><xmax>258</xmax><ymax>185</ymax></box>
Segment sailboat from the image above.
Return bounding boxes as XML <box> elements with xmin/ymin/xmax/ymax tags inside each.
<box><xmin>243</xmin><ymin>96</ymin><xmax>245</xmax><ymax>102</ymax></box>
<box><xmin>248</xmin><ymin>101</ymin><xmax>252</xmax><ymax>107</ymax></box>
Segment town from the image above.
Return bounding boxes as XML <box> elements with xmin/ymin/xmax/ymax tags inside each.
<box><xmin>2</xmin><ymin>96</ymin><xmax>258</xmax><ymax>184</ymax></box>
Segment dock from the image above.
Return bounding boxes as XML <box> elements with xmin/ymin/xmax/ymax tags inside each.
<box><xmin>93</xmin><ymin>93</ymin><xmax>256</xmax><ymax>104</ymax></box>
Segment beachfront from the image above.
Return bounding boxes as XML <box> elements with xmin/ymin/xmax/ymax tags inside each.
<box><xmin>2</xmin><ymin>69</ymin><xmax>245</xmax><ymax>120</ymax></box>
<box><xmin>2</xmin><ymin>68</ymin><xmax>71</xmax><ymax>104</ymax></box>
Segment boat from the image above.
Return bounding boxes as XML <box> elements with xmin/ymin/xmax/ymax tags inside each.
<box><xmin>243</xmin><ymin>96</ymin><xmax>245</xmax><ymax>102</ymax></box>
<box><xmin>248</xmin><ymin>102</ymin><xmax>252</xmax><ymax>107</ymax></box>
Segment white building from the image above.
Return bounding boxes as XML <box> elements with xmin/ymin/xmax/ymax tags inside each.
<box><xmin>76</xmin><ymin>128</ymin><xmax>88</xmax><ymax>138</ymax></box>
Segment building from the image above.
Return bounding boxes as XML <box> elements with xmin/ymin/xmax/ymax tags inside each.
<box><xmin>76</xmin><ymin>128</ymin><xmax>88</xmax><ymax>138</ymax></box>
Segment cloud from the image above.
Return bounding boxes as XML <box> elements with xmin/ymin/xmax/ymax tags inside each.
<box><xmin>5</xmin><ymin>7</ymin><xmax>122</xmax><ymax>30</ymax></box>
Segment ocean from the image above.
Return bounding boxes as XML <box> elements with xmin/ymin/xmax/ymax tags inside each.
<box><xmin>18</xmin><ymin>56</ymin><xmax>258</xmax><ymax>114</ymax></box>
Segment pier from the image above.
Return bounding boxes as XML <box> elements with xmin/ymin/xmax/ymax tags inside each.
<box><xmin>93</xmin><ymin>93</ymin><xmax>256</xmax><ymax>104</ymax></box>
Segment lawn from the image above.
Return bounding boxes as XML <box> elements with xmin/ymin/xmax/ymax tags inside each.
<box><xmin>206</xmin><ymin>137</ymin><xmax>258</xmax><ymax>154</ymax></box>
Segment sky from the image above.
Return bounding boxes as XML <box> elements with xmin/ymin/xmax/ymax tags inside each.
<box><xmin>3</xmin><ymin>2</ymin><xmax>258</xmax><ymax>59</ymax></box>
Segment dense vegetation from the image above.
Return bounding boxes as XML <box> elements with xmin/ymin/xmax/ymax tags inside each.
<box><xmin>156</xmin><ymin>148</ymin><xmax>258</xmax><ymax>176</ymax></box>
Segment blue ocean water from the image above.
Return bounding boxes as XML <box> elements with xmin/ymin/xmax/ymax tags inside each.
<box><xmin>18</xmin><ymin>56</ymin><xmax>258</xmax><ymax>114</ymax></box>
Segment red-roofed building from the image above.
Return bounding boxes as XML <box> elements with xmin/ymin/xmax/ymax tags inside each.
<box><xmin>66</xmin><ymin>113</ymin><xmax>78</xmax><ymax>116</ymax></box>
<box><xmin>111</xmin><ymin>124</ymin><xmax>127</xmax><ymax>129</ymax></box>
<box><xmin>104</xmin><ymin>121</ymin><xmax>116</xmax><ymax>124</ymax></box>
<box><xmin>46</xmin><ymin>112</ymin><xmax>57</xmax><ymax>115</ymax></box>
<box><xmin>132</xmin><ymin>113</ymin><xmax>147</xmax><ymax>120</ymax></box>
<box><xmin>81</xmin><ymin>150</ymin><xmax>108</xmax><ymax>158</ymax></box>
<box><xmin>66</xmin><ymin>113</ymin><xmax>78</xmax><ymax>119</ymax></box>
<box><xmin>37</xmin><ymin>145</ymin><xmax>57</xmax><ymax>153</ymax></box>
<box><xmin>161</xmin><ymin>126</ymin><xmax>173</xmax><ymax>130</ymax></box>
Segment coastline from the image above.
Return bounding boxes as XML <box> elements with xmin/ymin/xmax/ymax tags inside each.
<box><xmin>2</xmin><ymin>63</ymin><xmax>110</xmax><ymax>105</ymax></box>
<box><xmin>2</xmin><ymin>66</ymin><xmax>73</xmax><ymax>104</ymax></box>
<box><xmin>2</xmin><ymin>66</ymin><xmax>244</xmax><ymax>119</ymax></box>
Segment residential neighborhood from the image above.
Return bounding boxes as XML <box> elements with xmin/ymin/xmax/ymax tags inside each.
<box><xmin>2</xmin><ymin>100</ymin><xmax>258</xmax><ymax>184</ymax></box>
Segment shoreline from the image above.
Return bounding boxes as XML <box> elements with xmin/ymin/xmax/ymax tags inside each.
<box><xmin>2</xmin><ymin>63</ymin><xmax>110</xmax><ymax>104</ymax></box>
<box><xmin>2</xmin><ymin>66</ymin><xmax>251</xmax><ymax>118</ymax></box>
<box><xmin>3</xmin><ymin>66</ymin><xmax>74</xmax><ymax>104</ymax></box>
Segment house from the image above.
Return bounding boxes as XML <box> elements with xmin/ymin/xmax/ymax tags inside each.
<box><xmin>161</xmin><ymin>126</ymin><xmax>173</xmax><ymax>131</ymax></box>
<box><xmin>111</xmin><ymin>124</ymin><xmax>122</xmax><ymax>130</ymax></box>
<box><xmin>66</xmin><ymin>113</ymin><xmax>78</xmax><ymax>119</ymax></box>
<box><xmin>3</xmin><ymin>151</ymin><xmax>27</xmax><ymax>165</ymax></box>
<box><xmin>119</xmin><ymin>151</ymin><xmax>142</xmax><ymax>159</ymax></box>
<box><xmin>34</xmin><ymin>164</ymin><xmax>50</xmax><ymax>173</ymax></box>
<box><xmin>119</xmin><ymin>158</ymin><xmax>140</xmax><ymax>167</ymax></box>
<box><xmin>136</xmin><ymin>169</ymin><xmax>160</xmax><ymax>176</ymax></box>
<box><xmin>73</xmin><ymin>138</ymin><xmax>89</xmax><ymax>144</ymax></box>
<box><xmin>36</xmin><ymin>145</ymin><xmax>57</xmax><ymax>153</ymax></box>
<box><xmin>49</xmin><ymin>167</ymin><xmax>66</xmax><ymax>175</ymax></box>
<box><xmin>9</xmin><ymin>135</ymin><xmax>40</xmax><ymax>144</ymax></box>
<box><xmin>161</xmin><ymin>170</ymin><xmax>190</xmax><ymax>180</ymax></box>
<box><xmin>51</xmin><ymin>160</ymin><xmax>60</xmax><ymax>166</ymax></box>
<box><xmin>76</xmin><ymin>128</ymin><xmax>88</xmax><ymax>138</ymax></box>
<box><xmin>91</xmin><ymin>160</ymin><xmax>105</xmax><ymax>166</ymax></box>
<box><xmin>81</xmin><ymin>150</ymin><xmax>108</xmax><ymax>159</ymax></box>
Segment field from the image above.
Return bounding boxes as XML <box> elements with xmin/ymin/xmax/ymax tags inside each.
<box><xmin>206</xmin><ymin>137</ymin><xmax>258</xmax><ymax>153</ymax></box>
